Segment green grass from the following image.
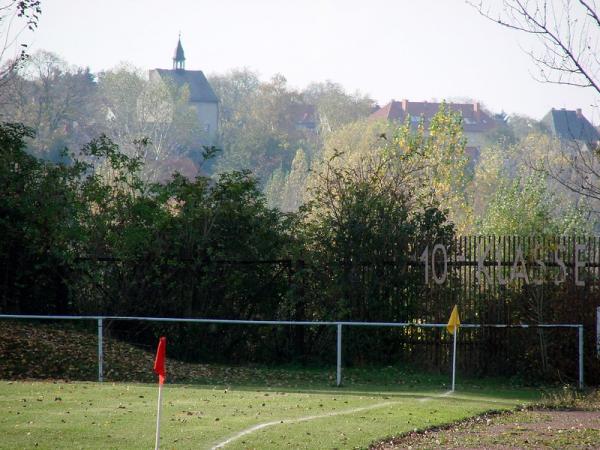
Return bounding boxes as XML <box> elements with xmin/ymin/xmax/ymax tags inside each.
<box><xmin>0</xmin><ymin>322</ymin><xmax>546</xmax><ymax>448</ymax></box>
<box><xmin>0</xmin><ymin>379</ymin><xmax>539</xmax><ymax>450</ymax></box>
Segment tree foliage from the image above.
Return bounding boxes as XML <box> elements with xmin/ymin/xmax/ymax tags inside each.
<box><xmin>0</xmin><ymin>122</ymin><xmax>88</xmax><ymax>313</ymax></box>
<box><xmin>477</xmin><ymin>172</ymin><xmax>591</xmax><ymax>235</ymax></box>
<box><xmin>1</xmin><ymin>51</ymin><xmax>98</xmax><ymax>160</ymax></box>
<box><xmin>302</xmin><ymin>80</ymin><xmax>374</xmax><ymax>133</ymax></box>
<box><xmin>98</xmin><ymin>64</ymin><xmax>204</xmax><ymax>182</ymax></box>
<box><xmin>473</xmin><ymin>134</ymin><xmax>595</xmax><ymax>234</ymax></box>
<box><xmin>308</xmin><ymin>105</ymin><xmax>472</xmax><ymax>231</ymax></box>
<box><xmin>209</xmin><ymin>72</ymin><xmax>317</xmax><ymax>185</ymax></box>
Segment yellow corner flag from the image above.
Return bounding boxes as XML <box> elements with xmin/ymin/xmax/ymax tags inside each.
<box><xmin>447</xmin><ymin>305</ymin><xmax>460</xmax><ymax>335</ymax></box>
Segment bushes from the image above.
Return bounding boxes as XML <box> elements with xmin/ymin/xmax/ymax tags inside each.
<box><xmin>0</xmin><ymin>123</ymin><xmax>88</xmax><ymax>314</ymax></box>
<box><xmin>0</xmin><ymin>121</ymin><xmax>448</xmax><ymax>361</ymax></box>
<box><xmin>4</xmin><ymin>121</ymin><xmax>591</xmax><ymax>382</ymax></box>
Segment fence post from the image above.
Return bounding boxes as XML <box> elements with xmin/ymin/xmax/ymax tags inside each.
<box><xmin>336</xmin><ymin>323</ymin><xmax>342</xmax><ymax>387</ymax></box>
<box><xmin>98</xmin><ymin>318</ymin><xmax>103</xmax><ymax>383</ymax></box>
<box><xmin>578</xmin><ymin>325</ymin><xmax>584</xmax><ymax>389</ymax></box>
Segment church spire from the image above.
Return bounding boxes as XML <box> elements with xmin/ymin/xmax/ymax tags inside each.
<box><xmin>173</xmin><ymin>34</ymin><xmax>185</xmax><ymax>70</ymax></box>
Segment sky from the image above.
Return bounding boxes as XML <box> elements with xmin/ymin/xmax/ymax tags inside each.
<box><xmin>17</xmin><ymin>0</ymin><xmax>600</xmax><ymax>123</ymax></box>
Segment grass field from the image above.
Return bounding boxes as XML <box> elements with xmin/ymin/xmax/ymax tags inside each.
<box><xmin>0</xmin><ymin>322</ymin><xmax>548</xmax><ymax>449</ymax></box>
<box><xmin>0</xmin><ymin>378</ymin><xmax>540</xmax><ymax>450</ymax></box>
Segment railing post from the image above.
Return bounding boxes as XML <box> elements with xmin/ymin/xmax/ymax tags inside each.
<box><xmin>336</xmin><ymin>323</ymin><xmax>342</xmax><ymax>387</ymax></box>
<box><xmin>98</xmin><ymin>318</ymin><xmax>103</xmax><ymax>383</ymax></box>
<box><xmin>578</xmin><ymin>325</ymin><xmax>584</xmax><ymax>389</ymax></box>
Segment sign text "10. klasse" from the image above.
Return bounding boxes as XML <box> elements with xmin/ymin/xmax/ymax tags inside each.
<box><xmin>420</xmin><ymin>242</ymin><xmax>590</xmax><ymax>286</ymax></box>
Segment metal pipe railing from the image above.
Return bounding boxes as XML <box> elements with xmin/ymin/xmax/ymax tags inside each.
<box><xmin>0</xmin><ymin>314</ymin><xmax>585</xmax><ymax>388</ymax></box>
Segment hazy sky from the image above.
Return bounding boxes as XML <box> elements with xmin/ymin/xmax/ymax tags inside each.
<box><xmin>23</xmin><ymin>0</ymin><xmax>599</xmax><ymax>123</ymax></box>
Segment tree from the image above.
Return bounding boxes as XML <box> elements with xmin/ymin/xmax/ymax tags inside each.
<box><xmin>308</xmin><ymin>106</ymin><xmax>472</xmax><ymax>232</ymax></box>
<box><xmin>470</xmin><ymin>0</ymin><xmax>600</xmax><ymax>95</ymax></box>
<box><xmin>477</xmin><ymin>172</ymin><xmax>591</xmax><ymax>235</ymax></box>
<box><xmin>298</xmin><ymin>116</ymin><xmax>456</xmax><ymax>329</ymax></box>
<box><xmin>280</xmin><ymin>148</ymin><xmax>309</xmax><ymax>212</ymax></box>
<box><xmin>209</xmin><ymin>68</ymin><xmax>261</xmax><ymax>126</ymax></box>
<box><xmin>0</xmin><ymin>50</ymin><xmax>99</xmax><ymax>161</ymax></box>
<box><xmin>0</xmin><ymin>0</ymin><xmax>41</xmax><ymax>83</ymax></box>
<box><xmin>522</xmin><ymin>130</ymin><xmax>600</xmax><ymax>214</ymax></box>
<box><xmin>264</xmin><ymin>166</ymin><xmax>286</xmax><ymax>209</ymax></box>
<box><xmin>98</xmin><ymin>64</ymin><xmax>204</xmax><ymax>182</ymax></box>
<box><xmin>0</xmin><ymin>122</ymin><xmax>89</xmax><ymax>313</ymax></box>
<box><xmin>471</xmin><ymin>1</ymin><xmax>600</xmax><ymax>216</ymax></box>
<box><xmin>210</xmin><ymin>71</ymin><xmax>315</xmax><ymax>186</ymax></box>
<box><xmin>472</xmin><ymin>135</ymin><xmax>595</xmax><ymax>233</ymax></box>
<box><xmin>302</xmin><ymin>81</ymin><xmax>375</xmax><ymax>133</ymax></box>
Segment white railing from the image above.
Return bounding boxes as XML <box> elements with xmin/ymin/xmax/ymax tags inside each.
<box><xmin>0</xmin><ymin>314</ymin><xmax>585</xmax><ymax>388</ymax></box>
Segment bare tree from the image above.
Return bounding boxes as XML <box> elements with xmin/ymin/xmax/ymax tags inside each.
<box><xmin>470</xmin><ymin>1</ymin><xmax>600</xmax><ymax>215</ymax></box>
<box><xmin>0</xmin><ymin>0</ymin><xmax>41</xmax><ymax>82</ymax></box>
<box><xmin>525</xmin><ymin>132</ymin><xmax>600</xmax><ymax>211</ymax></box>
<box><xmin>469</xmin><ymin>0</ymin><xmax>599</xmax><ymax>96</ymax></box>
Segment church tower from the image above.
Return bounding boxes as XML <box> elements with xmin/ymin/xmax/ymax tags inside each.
<box><xmin>150</xmin><ymin>35</ymin><xmax>219</xmax><ymax>144</ymax></box>
<box><xmin>173</xmin><ymin>35</ymin><xmax>185</xmax><ymax>70</ymax></box>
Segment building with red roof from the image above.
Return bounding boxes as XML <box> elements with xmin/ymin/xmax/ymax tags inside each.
<box><xmin>370</xmin><ymin>99</ymin><xmax>496</xmax><ymax>155</ymax></box>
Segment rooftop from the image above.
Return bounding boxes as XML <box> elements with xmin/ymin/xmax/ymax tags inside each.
<box><xmin>151</xmin><ymin>68</ymin><xmax>218</xmax><ymax>103</ymax></box>
<box><xmin>542</xmin><ymin>108</ymin><xmax>600</xmax><ymax>142</ymax></box>
<box><xmin>370</xmin><ymin>99</ymin><xmax>495</xmax><ymax>133</ymax></box>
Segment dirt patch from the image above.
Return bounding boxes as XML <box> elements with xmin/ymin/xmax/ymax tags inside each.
<box><xmin>372</xmin><ymin>409</ymin><xmax>600</xmax><ymax>449</ymax></box>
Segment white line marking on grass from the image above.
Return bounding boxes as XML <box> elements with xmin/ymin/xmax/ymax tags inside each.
<box><xmin>211</xmin><ymin>391</ymin><xmax>453</xmax><ymax>449</ymax></box>
<box><xmin>210</xmin><ymin>402</ymin><xmax>396</xmax><ymax>449</ymax></box>
<box><xmin>418</xmin><ymin>390</ymin><xmax>453</xmax><ymax>402</ymax></box>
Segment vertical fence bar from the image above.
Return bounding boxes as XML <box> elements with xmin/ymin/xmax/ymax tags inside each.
<box><xmin>578</xmin><ymin>325</ymin><xmax>584</xmax><ymax>389</ymax></box>
<box><xmin>97</xmin><ymin>318</ymin><xmax>103</xmax><ymax>383</ymax></box>
<box><xmin>336</xmin><ymin>323</ymin><xmax>342</xmax><ymax>387</ymax></box>
<box><xmin>597</xmin><ymin>307</ymin><xmax>600</xmax><ymax>358</ymax></box>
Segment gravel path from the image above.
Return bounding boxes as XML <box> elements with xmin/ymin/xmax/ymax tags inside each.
<box><xmin>372</xmin><ymin>409</ymin><xmax>600</xmax><ymax>449</ymax></box>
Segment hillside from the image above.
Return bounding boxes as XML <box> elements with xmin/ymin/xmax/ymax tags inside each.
<box><xmin>0</xmin><ymin>321</ymin><xmax>334</xmax><ymax>385</ymax></box>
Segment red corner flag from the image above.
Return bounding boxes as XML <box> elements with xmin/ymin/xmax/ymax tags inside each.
<box><xmin>153</xmin><ymin>337</ymin><xmax>166</xmax><ymax>385</ymax></box>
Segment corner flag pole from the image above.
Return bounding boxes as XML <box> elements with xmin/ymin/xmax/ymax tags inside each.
<box><xmin>155</xmin><ymin>381</ymin><xmax>163</xmax><ymax>450</ymax></box>
<box><xmin>451</xmin><ymin>326</ymin><xmax>458</xmax><ymax>391</ymax></box>
<box><xmin>153</xmin><ymin>337</ymin><xmax>167</xmax><ymax>450</ymax></box>
<box><xmin>446</xmin><ymin>305</ymin><xmax>460</xmax><ymax>392</ymax></box>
